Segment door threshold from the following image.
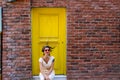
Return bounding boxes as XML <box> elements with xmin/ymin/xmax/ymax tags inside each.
<box><xmin>33</xmin><ymin>75</ymin><xmax>67</xmax><ymax>80</ymax></box>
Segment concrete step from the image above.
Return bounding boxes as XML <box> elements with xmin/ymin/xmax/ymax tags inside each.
<box><xmin>33</xmin><ymin>75</ymin><xmax>66</xmax><ymax>80</ymax></box>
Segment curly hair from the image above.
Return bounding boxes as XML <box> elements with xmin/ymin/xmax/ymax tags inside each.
<box><xmin>42</xmin><ymin>45</ymin><xmax>53</xmax><ymax>52</ymax></box>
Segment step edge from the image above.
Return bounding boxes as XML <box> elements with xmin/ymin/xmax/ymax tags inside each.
<box><xmin>33</xmin><ymin>75</ymin><xmax>67</xmax><ymax>78</ymax></box>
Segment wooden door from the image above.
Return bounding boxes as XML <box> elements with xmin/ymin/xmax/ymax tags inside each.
<box><xmin>31</xmin><ymin>8</ymin><xmax>66</xmax><ymax>75</ymax></box>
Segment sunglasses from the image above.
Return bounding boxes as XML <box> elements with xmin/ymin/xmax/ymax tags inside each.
<box><xmin>44</xmin><ymin>49</ymin><xmax>50</xmax><ymax>52</ymax></box>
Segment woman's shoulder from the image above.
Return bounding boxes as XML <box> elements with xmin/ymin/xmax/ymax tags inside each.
<box><xmin>50</xmin><ymin>56</ymin><xmax>55</xmax><ymax>62</ymax></box>
<box><xmin>50</xmin><ymin>56</ymin><xmax>55</xmax><ymax>59</ymax></box>
<box><xmin>39</xmin><ymin>57</ymin><xmax>43</xmax><ymax>62</ymax></box>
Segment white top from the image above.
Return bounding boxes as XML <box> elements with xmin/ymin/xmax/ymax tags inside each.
<box><xmin>39</xmin><ymin>56</ymin><xmax>55</xmax><ymax>69</ymax></box>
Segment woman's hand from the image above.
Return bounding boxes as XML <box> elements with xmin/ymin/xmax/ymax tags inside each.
<box><xmin>45</xmin><ymin>75</ymin><xmax>50</xmax><ymax>80</ymax></box>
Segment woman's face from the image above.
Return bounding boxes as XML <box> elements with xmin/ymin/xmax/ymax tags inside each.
<box><xmin>44</xmin><ymin>47</ymin><xmax>50</xmax><ymax>55</ymax></box>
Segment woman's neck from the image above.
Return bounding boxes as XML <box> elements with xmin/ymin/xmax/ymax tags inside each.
<box><xmin>44</xmin><ymin>55</ymin><xmax>50</xmax><ymax>59</ymax></box>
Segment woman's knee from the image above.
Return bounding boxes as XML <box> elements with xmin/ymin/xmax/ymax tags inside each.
<box><xmin>39</xmin><ymin>77</ymin><xmax>44</xmax><ymax>80</ymax></box>
<box><xmin>39</xmin><ymin>75</ymin><xmax>44</xmax><ymax>80</ymax></box>
<box><xmin>49</xmin><ymin>76</ymin><xmax>54</xmax><ymax>80</ymax></box>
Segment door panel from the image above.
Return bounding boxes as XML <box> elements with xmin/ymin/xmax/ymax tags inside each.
<box><xmin>32</xmin><ymin>8</ymin><xmax>66</xmax><ymax>75</ymax></box>
<box><xmin>39</xmin><ymin>14</ymin><xmax>58</xmax><ymax>37</ymax></box>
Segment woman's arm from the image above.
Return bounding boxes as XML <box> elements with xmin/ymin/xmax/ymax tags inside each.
<box><xmin>39</xmin><ymin>62</ymin><xmax>48</xmax><ymax>77</ymax></box>
<box><xmin>47</xmin><ymin>59</ymin><xmax>55</xmax><ymax>75</ymax></box>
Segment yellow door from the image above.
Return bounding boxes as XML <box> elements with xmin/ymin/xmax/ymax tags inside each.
<box><xmin>31</xmin><ymin>8</ymin><xmax>66</xmax><ymax>75</ymax></box>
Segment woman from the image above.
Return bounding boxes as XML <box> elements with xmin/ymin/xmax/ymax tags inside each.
<box><xmin>39</xmin><ymin>45</ymin><xmax>55</xmax><ymax>80</ymax></box>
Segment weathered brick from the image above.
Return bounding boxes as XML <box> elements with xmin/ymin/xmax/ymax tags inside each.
<box><xmin>0</xmin><ymin>0</ymin><xmax>120</xmax><ymax>80</ymax></box>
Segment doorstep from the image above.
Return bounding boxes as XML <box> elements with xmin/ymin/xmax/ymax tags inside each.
<box><xmin>33</xmin><ymin>75</ymin><xmax>67</xmax><ymax>80</ymax></box>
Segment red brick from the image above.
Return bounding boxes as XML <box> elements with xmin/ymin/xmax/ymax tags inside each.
<box><xmin>0</xmin><ymin>0</ymin><xmax>120</xmax><ymax>80</ymax></box>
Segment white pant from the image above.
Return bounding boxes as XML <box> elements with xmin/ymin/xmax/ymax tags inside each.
<box><xmin>39</xmin><ymin>71</ymin><xmax>55</xmax><ymax>80</ymax></box>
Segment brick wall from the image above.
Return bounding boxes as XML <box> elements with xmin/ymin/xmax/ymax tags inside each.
<box><xmin>0</xmin><ymin>33</ymin><xmax>1</xmax><ymax>78</ymax></box>
<box><xmin>1</xmin><ymin>0</ymin><xmax>120</xmax><ymax>80</ymax></box>
<box><xmin>67</xmin><ymin>0</ymin><xmax>120</xmax><ymax>80</ymax></box>
<box><xmin>0</xmin><ymin>1</ymin><xmax>1</xmax><ymax>5</ymax></box>
<box><xmin>2</xmin><ymin>0</ymin><xmax>31</xmax><ymax>80</ymax></box>
<box><xmin>0</xmin><ymin>34</ymin><xmax>1</xmax><ymax>79</ymax></box>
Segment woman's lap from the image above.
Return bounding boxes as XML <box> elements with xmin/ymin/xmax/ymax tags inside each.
<box><xmin>39</xmin><ymin>71</ymin><xmax>55</xmax><ymax>80</ymax></box>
